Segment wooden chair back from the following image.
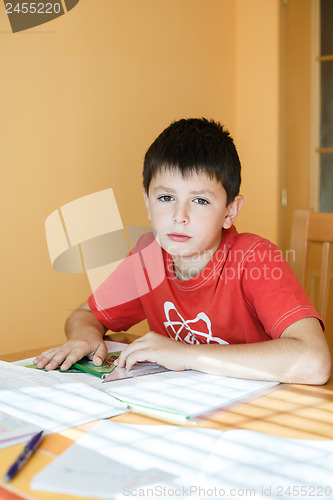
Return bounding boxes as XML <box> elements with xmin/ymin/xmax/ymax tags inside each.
<box><xmin>289</xmin><ymin>209</ymin><xmax>333</xmax><ymax>322</ymax></box>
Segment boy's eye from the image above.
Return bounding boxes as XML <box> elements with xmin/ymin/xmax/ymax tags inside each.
<box><xmin>194</xmin><ymin>198</ymin><xmax>209</xmax><ymax>205</ymax></box>
<box><xmin>158</xmin><ymin>195</ymin><xmax>174</xmax><ymax>202</ymax></box>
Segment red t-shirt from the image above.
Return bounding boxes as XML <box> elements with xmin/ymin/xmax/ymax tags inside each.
<box><xmin>88</xmin><ymin>227</ymin><xmax>323</xmax><ymax>345</ymax></box>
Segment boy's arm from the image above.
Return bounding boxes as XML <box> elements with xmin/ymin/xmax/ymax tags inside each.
<box><xmin>116</xmin><ymin>317</ymin><xmax>331</xmax><ymax>385</ymax></box>
<box><xmin>34</xmin><ymin>302</ymin><xmax>108</xmax><ymax>371</ymax></box>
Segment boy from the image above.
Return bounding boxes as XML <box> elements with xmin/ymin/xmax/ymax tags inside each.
<box><xmin>35</xmin><ymin>118</ymin><xmax>331</xmax><ymax>384</ymax></box>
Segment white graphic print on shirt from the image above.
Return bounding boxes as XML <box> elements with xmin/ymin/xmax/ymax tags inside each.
<box><xmin>163</xmin><ymin>301</ymin><xmax>229</xmax><ymax>345</ymax></box>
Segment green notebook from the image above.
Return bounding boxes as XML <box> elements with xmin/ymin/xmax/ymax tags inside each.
<box><xmin>25</xmin><ymin>351</ymin><xmax>121</xmax><ymax>378</ymax></box>
<box><xmin>73</xmin><ymin>351</ymin><xmax>121</xmax><ymax>378</ymax></box>
<box><xmin>24</xmin><ymin>364</ymin><xmax>81</xmax><ymax>373</ymax></box>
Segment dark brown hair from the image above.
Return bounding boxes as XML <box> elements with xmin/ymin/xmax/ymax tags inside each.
<box><xmin>143</xmin><ymin>118</ymin><xmax>241</xmax><ymax>206</ymax></box>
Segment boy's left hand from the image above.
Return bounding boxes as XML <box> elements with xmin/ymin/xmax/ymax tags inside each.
<box><xmin>116</xmin><ymin>332</ymin><xmax>190</xmax><ymax>371</ymax></box>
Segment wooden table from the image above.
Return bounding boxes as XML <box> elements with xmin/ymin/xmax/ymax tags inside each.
<box><xmin>1</xmin><ymin>338</ymin><xmax>332</xmax><ymax>500</ymax></box>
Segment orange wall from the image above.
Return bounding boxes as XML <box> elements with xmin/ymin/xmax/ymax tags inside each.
<box><xmin>233</xmin><ymin>0</ymin><xmax>280</xmax><ymax>244</ymax></box>
<box><xmin>0</xmin><ymin>0</ymin><xmax>280</xmax><ymax>355</ymax></box>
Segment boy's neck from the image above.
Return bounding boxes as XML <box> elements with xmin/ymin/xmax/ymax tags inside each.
<box><xmin>172</xmin><ymin>241</ymin><xmax>221</xmax><ymax>281</ymax></box>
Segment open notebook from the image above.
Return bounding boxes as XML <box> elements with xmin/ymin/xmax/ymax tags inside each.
<box><xmin>14</xmin><ymin>341</ymin><xmax>280</xmax><ymax>424</ymax></box>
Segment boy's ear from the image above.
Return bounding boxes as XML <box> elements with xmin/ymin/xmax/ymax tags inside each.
<box><xmin>223</xmin><ymin>195</ymin><xmax>244</xmax><ymax>229</ymax></box>
<box><xmin>142</xmin><ymin>188</ymin><xmax>151</xmax><ymax>221</ymax></box>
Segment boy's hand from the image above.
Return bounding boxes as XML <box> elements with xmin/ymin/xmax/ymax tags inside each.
<box><xmin>116</xmin><ymin>332</ymin><xmax>190</xmax><ymax>371</ymax></box>
<box><xmin>34</xmin><ymin>339</ymin><xmax>108</xmax><ymax>372</ymax></box>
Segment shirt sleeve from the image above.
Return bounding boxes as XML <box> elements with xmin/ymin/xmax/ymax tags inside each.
<box><xmin>239</xmin><ymin>240</ymin><xmax>324</xmax><ymax>339</ymax></box>
<box><xmin>88</xmin><ymin>251</ymin><xmax>148</xmax><ymax>332</ymax></box>
<box><xmin>87</xmin><ymin>231</ymin><xmax>163</xmax><ymax>331</ymax></box>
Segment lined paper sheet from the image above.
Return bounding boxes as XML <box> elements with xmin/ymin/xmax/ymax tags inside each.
<box><xmin>31</xmin><ymin>421</ymin><xmax>333</xmax><ymax>500</ymax></box>
<box><xmin>198</xmin><ymin>429</ymin><xmax>333</xmax><ymax>498</ymax></box>
<box><xmin>0</xmin><ymin>411</ymin><xmax>41</xmax><ymax>449</ymax></box>
<box><xmin>0</xmin><ymin>361</ymin><xmax>127</xmax><ymax>444</ymax></box>
<box><xmin>31</xmin><ymin>420</ymin><xmax>223</xmax><ymax>498</ymax></box>
<box><xmin>102</xmin><ymin>370</ymin><xmax>280</xmax><ymax>421</ymax></box>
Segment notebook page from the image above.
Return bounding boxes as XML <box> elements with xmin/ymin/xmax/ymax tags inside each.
<box><xmin>0</xmin><ymin>361</ymin><xmax>126</xmax><ymax>438</ymax></box>
<box><xmin>102</xmin><ymin>370</ymin><xmax>279</xmax><ymax>419</ymax></box>
<box><xmin>31</xmin><ymin>420</ymin><xmax>223</xmax><ymax>498</ymax></box>
<box><xmin>199</xmin><ymin>429</ymin><xmax>333</xmax><ymax>499</ymax></box>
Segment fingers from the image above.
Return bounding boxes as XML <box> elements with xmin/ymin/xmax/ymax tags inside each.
<box><xmin>117</xmin><ymin>347</ymin><xmax>150</xmax><ymax>371</ymax></box>
<box><xmin>116</xmin><ymin>333</ymin><xmax>188</xmax><ymax>372</ymax></box>
<box><xmin>34</xmin><ymin>344</ymin><xmax>83</xmax><ymax>371</ymax></box>
<box><xmin>34</xmin><ymin>340</ymin><xmax>107</xmax><ymax>372</ymax></box>
<box><xmin>58</xmin><ymin>348</ymin><xmax>87</xmax><ymax>371</ymax></box>
<box><xmin>92</xmin><ymin>342</ymin><xmax>108</xmax><ymax>366</ymax></box>
<box><xmin>116</xmin><ymin>336</ymin><xmax>151</xmax><ymax>370</ymax></box>
<box><xmin>34</xmin><ymin>348</ymin><xmax>64</xmax><ymax>370</ymax></box>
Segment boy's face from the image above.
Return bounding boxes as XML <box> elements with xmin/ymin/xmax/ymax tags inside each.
<box><xmin>143</xmin><ymin>168</ymin><xmax>242</xmax><ymax>260</ymax></box>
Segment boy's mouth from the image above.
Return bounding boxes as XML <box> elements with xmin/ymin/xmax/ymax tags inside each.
<box><xmin>167</xmin><ymin>233</ymin><xmax>192</xmax><ymax>242</ymax></box>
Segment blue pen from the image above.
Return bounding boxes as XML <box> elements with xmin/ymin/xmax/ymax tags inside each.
<box><xmin>3</xmin><ymin>430</ymin><xmax>44</xmax><ymax>482</ymax></box>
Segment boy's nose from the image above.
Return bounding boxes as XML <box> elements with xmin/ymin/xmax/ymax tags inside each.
<box><xmin>173</xmin><ymin>205</ymin><xmax>189</xmax><ymax>225</ymax></box>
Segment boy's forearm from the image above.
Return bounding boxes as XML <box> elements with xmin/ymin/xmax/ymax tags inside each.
<box><xmin>118</xmin><ymin>318</ymin><xmax>330</xmax><ymax>385</ymax></box>
<box><xmin>185</xmin><ymin>339</ymin><xmax>302</xmax><ymax>383</ymax></box>
<box><xmin>65</xmin><ymin>308</ymin><xmax>107</xmax><ymax>342</ymax></box>
<box><xmin>184</xmin><ymin>318</ymin><xmax>331</xmax><ymax>385</ymax></box>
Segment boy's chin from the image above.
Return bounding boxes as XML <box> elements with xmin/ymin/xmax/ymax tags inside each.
<box><xmin>167</xmin><ymin>244</ymin><xmax>219</xmax><ymax>261</ymax></box>
<box><xmin>166</xmin><ymin>246</ymin><xmax>201</xmax><ymax>260</ymax></box>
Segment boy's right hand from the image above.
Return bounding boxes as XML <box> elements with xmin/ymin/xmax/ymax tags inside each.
<box><xmin>34</xmin><ymin>339</ymin><xmax>108</xmax><ymax>372</ymax></box>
